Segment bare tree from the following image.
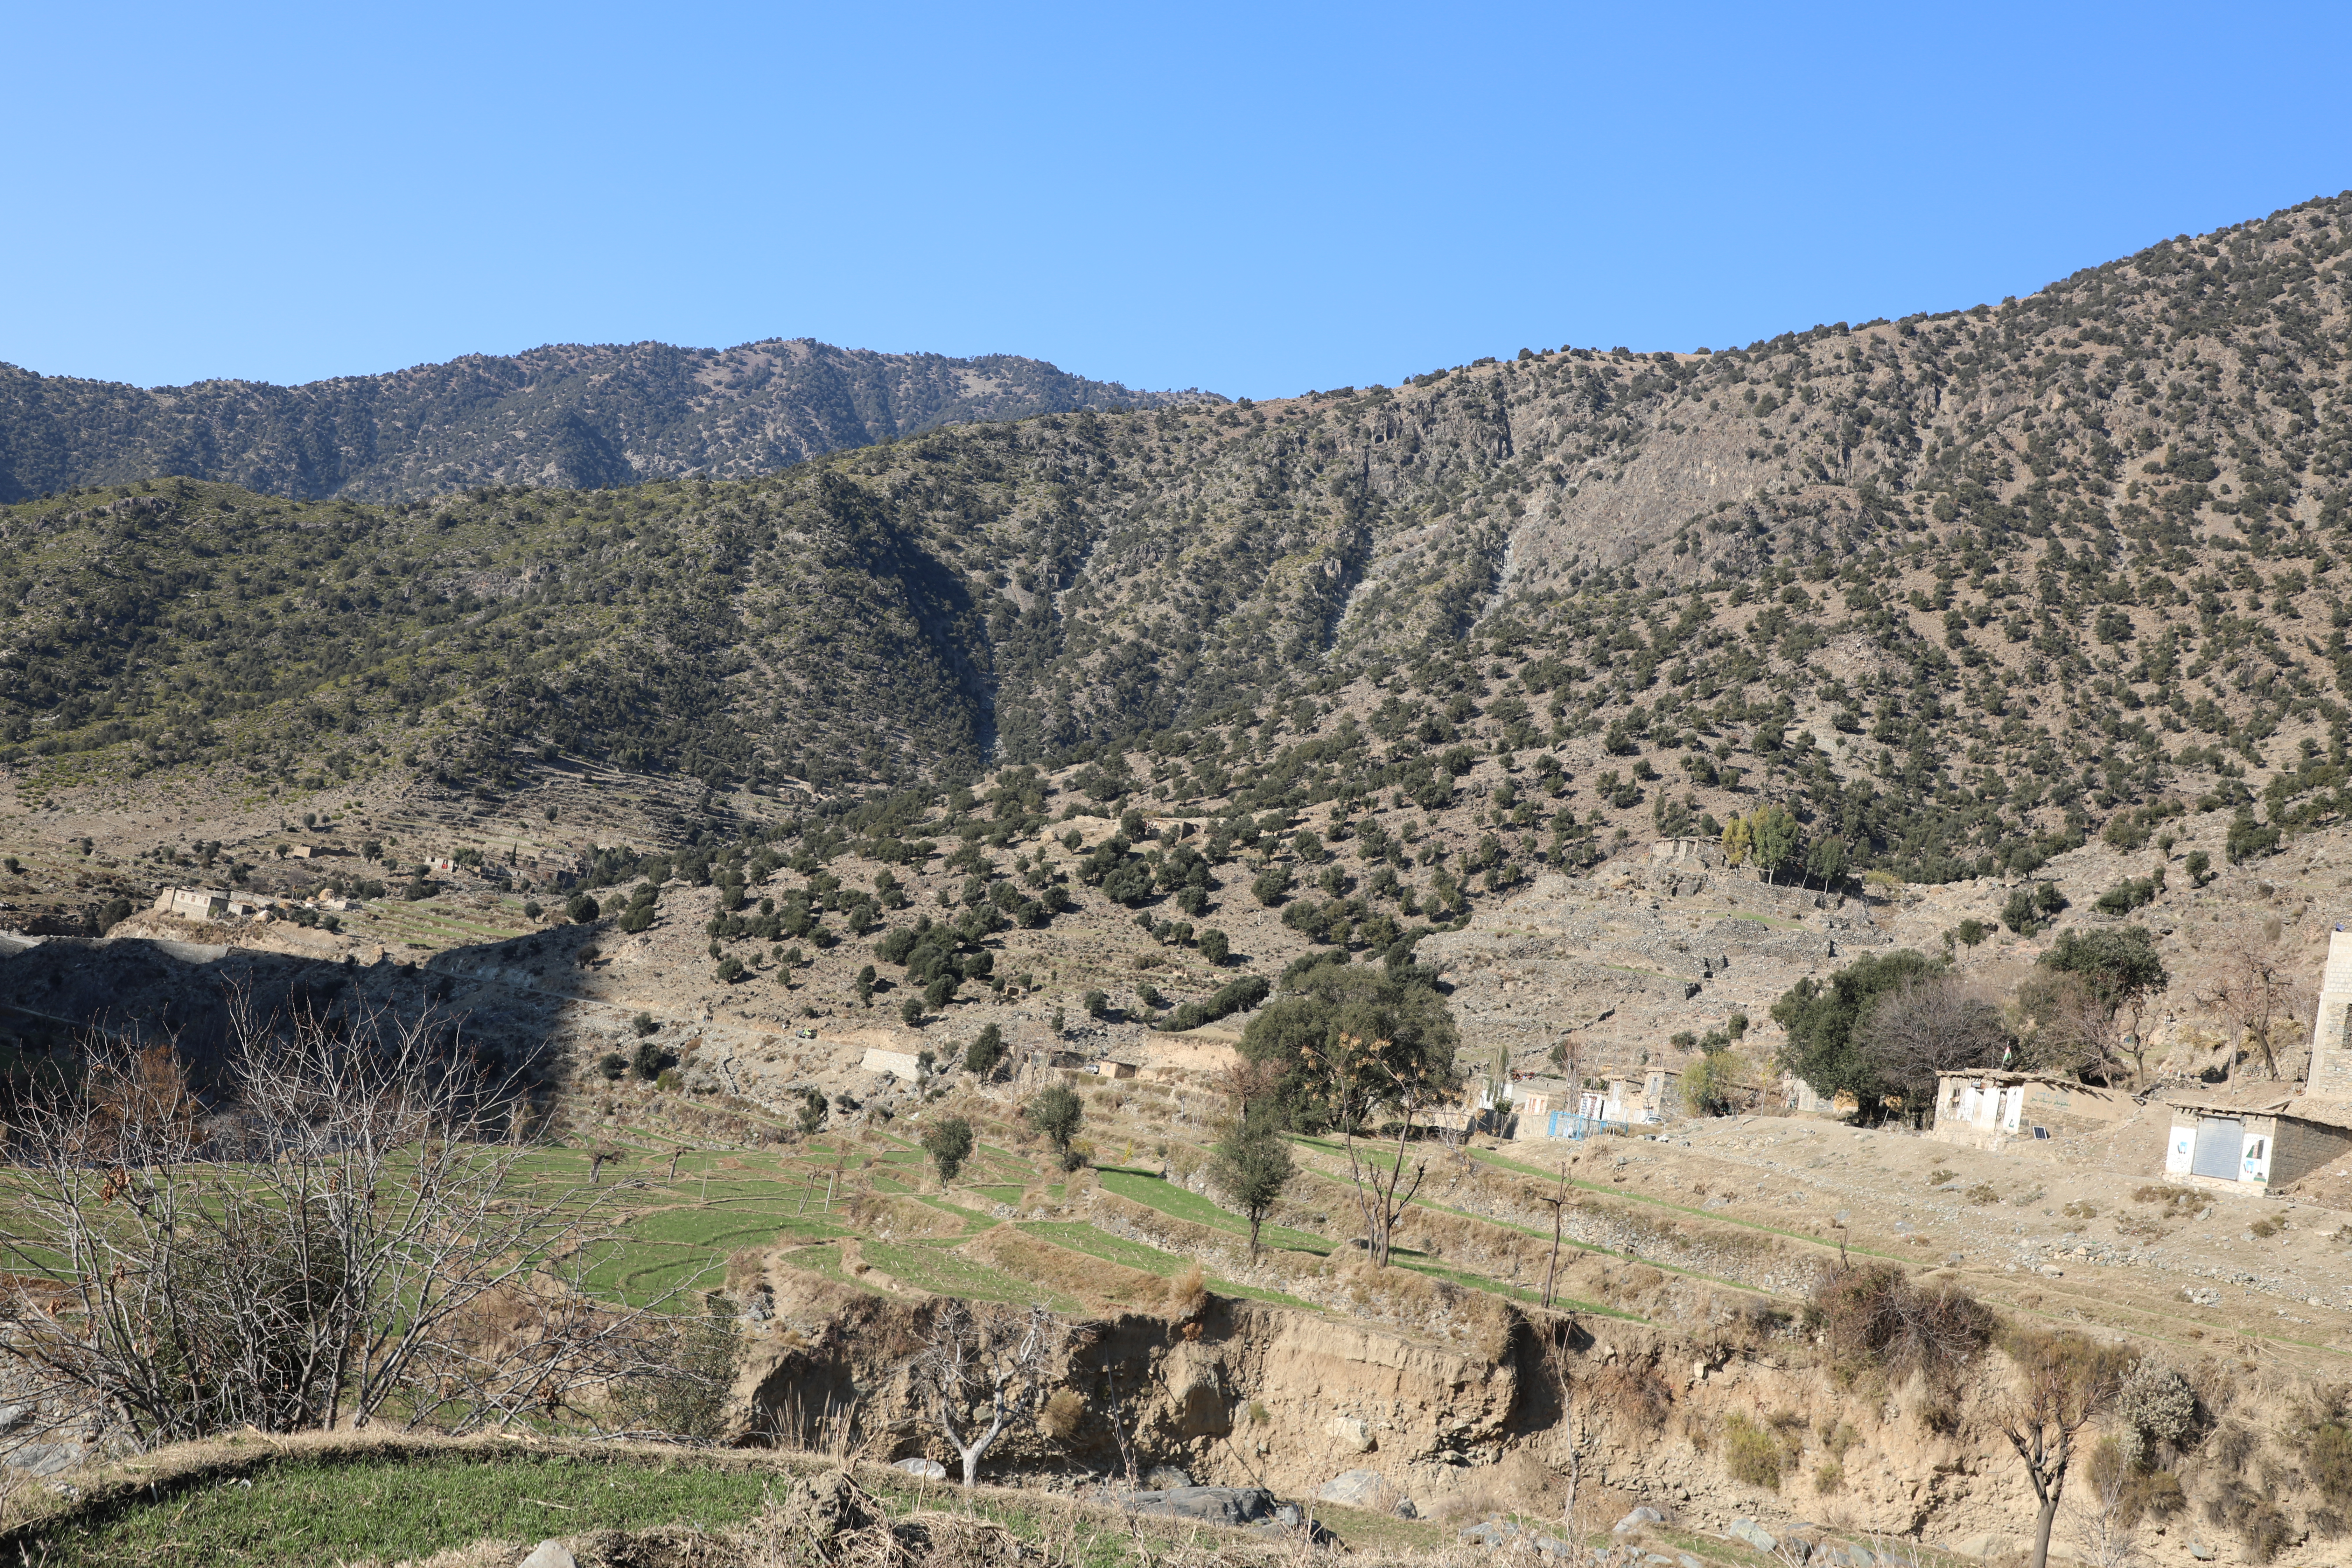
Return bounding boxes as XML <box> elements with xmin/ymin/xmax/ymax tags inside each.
<box><xmin>0</xmin><ymin>996</ymin><xmax>715</xmax><ymax>1448</ymax></box>
<box><xmin>913</xmin><ymin>1300</ymin><xmax>1062</xmax><ymax>1487</ymax></box>
<box><xmin>2197</xmin><ymin>931</ymin><xmax>2310</xmax><ymax>1081</ymax></box>
<box><xmin>2068</xmin><ymin>1438</ymin><xmax>2146</xmax><ymax>1568</ymax></box>
<box><xmin>1535</xmin><ymin>1163</ymin><xmax>1573</xmax><ymax>1309</ymax></box>
<box><xmin>1300</xmin><ymin>1031</ymin><xmax>1450</xmax><ymax>1268</ymax></box>
<box><xmin>2011</xmin><ymin>973</ymin><xmax>2123</xmax><ymax>1082</ymax></box>
<box><xmin>1852</xmin><ymin>975</ymin><xmax>2009</xmax><ymax>1112</ymax></box>
<box><xmin>1996</xmin><ymin>1329</ymin><xmax>2134</xmax><ymax>1568</ymax></box>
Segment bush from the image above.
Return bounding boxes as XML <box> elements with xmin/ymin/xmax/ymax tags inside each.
<box><xmin>1722</xmin><ymin>1412</ymin><xmax>1782</xmax><ymax>1489</ymax></box>
<box><xmin>1199</xmin><ymin>927</ymin><xmax>1230</xmax><ymax>966</ymax></box>
<box><xmin>2227</xmin><ymin>810</ymin><xmax>2281</xmax><ymax>864</ymax></box>
<box><xmin>566</xmin><ymin>892</ymin><xmax>600</xmax><ymax>923</ymax></box>
<box><xmin>598</xmin><ymin>1052</ymin><xmax>627</xmax><ymax>1082</ymax></box>
<box><xmin>1251</xmin><ymin>864</ymin><xmax>1294</xmax><ymax>906</ymax></box>
<box><xmin>1157</xmin><ymin>973</ymin><xmax>1271</xmax><ymax>1033</ymax></box>
<box><xmin>2310</xmin><ymin>1422</ymin><xmax>2352</xmax><ymax>1505</ymax></box>
<box><xmin>1806</xmin><ymin>1262</ymin><xmax>1995</xmax><ymax>1385</ymax></box>
<box><xmin>2118</xmin><ymin>1360</ymin><xmax>2198</xmax><ymax>1453</ymax></box>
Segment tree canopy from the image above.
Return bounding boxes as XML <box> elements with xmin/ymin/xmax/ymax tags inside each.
<box><xmin>1771</xmin><ymin>948</ymin><xmax>1944</xmax><ymax>1113</ymax></box>
<box><xmin>1238</xmin><ymin>956</ymin><xmax>1458</xmax><ymax>1126</ymax></box>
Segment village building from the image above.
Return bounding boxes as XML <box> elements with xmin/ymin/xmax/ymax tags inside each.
<box><xmin>158</xmin><ymin>888</ymin><xmax>227</xmax><ymax>920</ymax></box>
<box><xmin>2160</xmin><ymin>1090</ymin><xmax>2352</xmax><ymax>1194</ymax></box>
<box><xmin>1503</xmin><ymin>1069</ymin><xmax>1675</xmax><ymax>1138</ymax></box>
<box><xmin>2157</xmin><ymin>928</ymin><xmax>2352</xmax><ymax>1193</ymax></box>
<box><xmin>1928</xmin><ymin>1069</ymin><xmax>2136</xmax><ymax>1149</ymax></box>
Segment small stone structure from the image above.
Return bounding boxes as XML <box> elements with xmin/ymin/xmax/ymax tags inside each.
<box><xmin>2162</xmin><ymin>1091</ymin><xmax>2352</xmax><ymax>1194</ymax></box>
<box><xmin>2309</xmin><ymin>928</ymin><xmax>2352</xmax><ymax>1097</ymax></box>
<box><xmin>1928</xmin><ymin>1070</ymin><xmax>2134</xmax><ymax>1149</ymax></box>
<box><xmin>157</xmin><ymin>887</ymin><xmax>228</xmax><ymax>920</ymax></box>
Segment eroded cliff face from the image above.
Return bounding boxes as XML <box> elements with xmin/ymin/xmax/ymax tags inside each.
<box><xmin>739</xmin><ymin>1268</ymin><xmax>2335</xmax><ymax>1566</ymax></box>
<box><xmin>739</xmin><ymin>1281</ymin><xmax>1527</xmax><ymax>1488</ymax></box>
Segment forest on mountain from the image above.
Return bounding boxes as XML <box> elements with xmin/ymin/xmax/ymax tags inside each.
<box><xmin>0</xmin><ymin>338</ymin><xmax>1217</xmax><ymax>504</ymax></box>
<box><xmin>8</xmin><ymin>193</ymin><xmax>2352</xmax><ymax>891</ymax></box>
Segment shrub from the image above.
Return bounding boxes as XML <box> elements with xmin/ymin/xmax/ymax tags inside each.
<box><xmin>2227</xmin><ymin>811</ymin><xmax>2281</xmax><ymax>864</ymax></box>
<box><xmin>1722</xmin><ymin>1412</ymin><xmax>1782</xmax><ymax>1489</ymax></box>
<box><xmin>1807</xmin><ymin>1262</ymin><xmax>1995</xmax><ymax>1385</ymax></box>
<box><xmin>565</xmin><ymin>892</ymin><xmax>600</xmax><ymax>923</ymax></box>
<box><xmin>1157</xmin><ymin>973</ymin><xmax>1271</xmax><ymax>1033</ymax></box>
<box><xmin>2309</xmin><ymin>1422</ymin><xmax>2352</xmax><ymax>1505</ymax></box>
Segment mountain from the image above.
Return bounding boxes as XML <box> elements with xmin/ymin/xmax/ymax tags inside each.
<box><xmin>0</xmin><ymin>339</ymin><xmax>1222</xmax><ymax>503</ymax></box>
<box><xmin>8</xmin><ymin>191</ymin><xmax>2352</xmax><ymax>893</ymax></box>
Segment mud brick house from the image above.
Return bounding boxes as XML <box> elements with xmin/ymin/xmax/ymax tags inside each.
<box><xmin>1928</xmin><ymin>1069</ymin><xmax>2134</xmax><ymax>1148</ymax></box>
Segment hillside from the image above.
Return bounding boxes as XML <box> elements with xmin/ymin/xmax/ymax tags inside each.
<box><xmin>0</xmin><ymin>338</ymin><xmax>1220</xmax><ymax>503</ymax></box>
<box><xmin>9</xmin><ymin>191</ymin><xmax>2352</xmax><ymax>894</ymax></box>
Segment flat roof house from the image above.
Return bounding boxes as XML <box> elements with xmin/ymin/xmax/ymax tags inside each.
<box><xmin>1929</xmin><ymin>1069</ymin><xmax>2135</xmax><ymax>1149</ymax></box>
<box><xmin>2162</xmin><ymin>1091</ymin><xmax>2352</xmax><ymax>1195</ymax></box>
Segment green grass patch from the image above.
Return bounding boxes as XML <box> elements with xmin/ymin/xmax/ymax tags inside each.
<box><xmin>1015</xmin><ymin>1223</ymin><xmax>1321</xmax><ymax>1310</ymax></box>
<box><xmin>859</xmin><ymin>1241</ymin><xmax>1082</xmax><ymax>1310</ymax></box>
<box><xmin>12</xmin><ymin>1447</ymin><xmax>772</xmax><ymax>1567</ymax></box>
<box><xmin>1096</xmin><ymin>1170</ymin><xmax>1333</xmax><ymax>1254</ymax></box>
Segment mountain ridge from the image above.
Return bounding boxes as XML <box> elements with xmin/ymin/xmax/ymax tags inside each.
<box><xmin>7</xmin><ymin>191</ymin><xmax>2352</xmax><ymax>897</ymax></box>
<box><xmin>0</xmin><ymin>337</ymin><xmax>1222</xmax><ymax>504</ymax></box>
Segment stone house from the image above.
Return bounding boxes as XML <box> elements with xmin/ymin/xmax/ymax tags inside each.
<box><xmin>2161</xmin><ymin>1091</ymin><xmax>2352</xmax><ymax>1194</ymax></box>
<box><xmin>1928</xmin><ymin>1070</ymin><xmax>2135</xmax><ymax>1149</ymax></box>
<box><xmin>1505</xmin><ymin>1069</ymin><xmax>1673</xmax><ymax>1137</ymax></box>
<box><xmin>2155</xmin><ymin>927</ymin><xmax>2352</xmax><ymax>1193</ymax></box>
<box><xmin>159</xmin><ymin>888</ymin><xmax>228</xmax><ymax>920</ymax></box>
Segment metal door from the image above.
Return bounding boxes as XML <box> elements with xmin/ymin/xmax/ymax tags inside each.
<box><xmin>2191</xmin><ymin>1116</ymin><xmax>2243</xmax><ymax>1181</ymax></box>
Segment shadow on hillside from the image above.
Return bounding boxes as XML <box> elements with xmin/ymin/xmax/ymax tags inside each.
<box><xmin>0</xmin><ymin>924</ymin><xmax>594</xmax><ymax>1092</ymax></box>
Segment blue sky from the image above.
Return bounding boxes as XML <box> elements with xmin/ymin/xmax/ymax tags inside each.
<box><xmin>8</xmin><ymin>2</ymin><xmax>2349</xmax><ymax>400</ymax></box>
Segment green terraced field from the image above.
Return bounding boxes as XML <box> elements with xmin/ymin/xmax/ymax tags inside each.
<box><xmin>1095</xmin><ymin>1169</ymin><xmax>1334</xmax><ymax>1254</ymax></box>
<box><xmin>859</xmin><ymin>1241</ymin><xmax>1084</xmax><ymax>1310</ymax></box>
<box><xmin>1016</xmin><ymin>1223</ymin><xmax>1320</xmax><ymax>1310</ymax></box>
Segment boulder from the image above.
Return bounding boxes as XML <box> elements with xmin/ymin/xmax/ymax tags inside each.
<box><xmin>1460</xmin><ymin>1519</ymin><xmax>1525</xmax><ymax>1547</ymax></box>
<box><xmin>1143</xmin><ymin>1465</ymin><xmax>1195</xmax><ymax>1490</ymax></box>
<box><xmin>1947</xmin><ymin>1534</ymin><xmax>2011</xmax><ymax>1561</ymax></box>
<box><xmin>893</xmin><ymin>1457</ymin><xmax>948</xmax><ymax>1480</ymax></box>
<box><xmin>1727</xmin><ymin>1518</ymin><xmax>1777</xmax><ymax>1553</ymax></box>
<box><xmin>1119</xmin><ymin>1486</ymin><xmax>1276</xmax><ymax>1527</ymax></box>
<box><xmin>1614</xmin><ymin>1507</ymin><xmax>1665</xmax><ymax>1534</ymax></box>
<box><xmin>3</xmin><ymin>1444</ymin><xmax>80</xmax><ymax>1478</ymax></box>
<box><xmin>519</xmin><ymin>1544</ymin><xmax>578</xmax><ymax>1568</ymax></box>
<box><xmin>1326</xmin><ymin>1415</ymin><xmax>1376</xmax><ymax>1452</ymax></box>
<box><xmin>1320</xmin><ymin>1469</ymin><xmax>1390</xmax><ymax>1508</ymax></box>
